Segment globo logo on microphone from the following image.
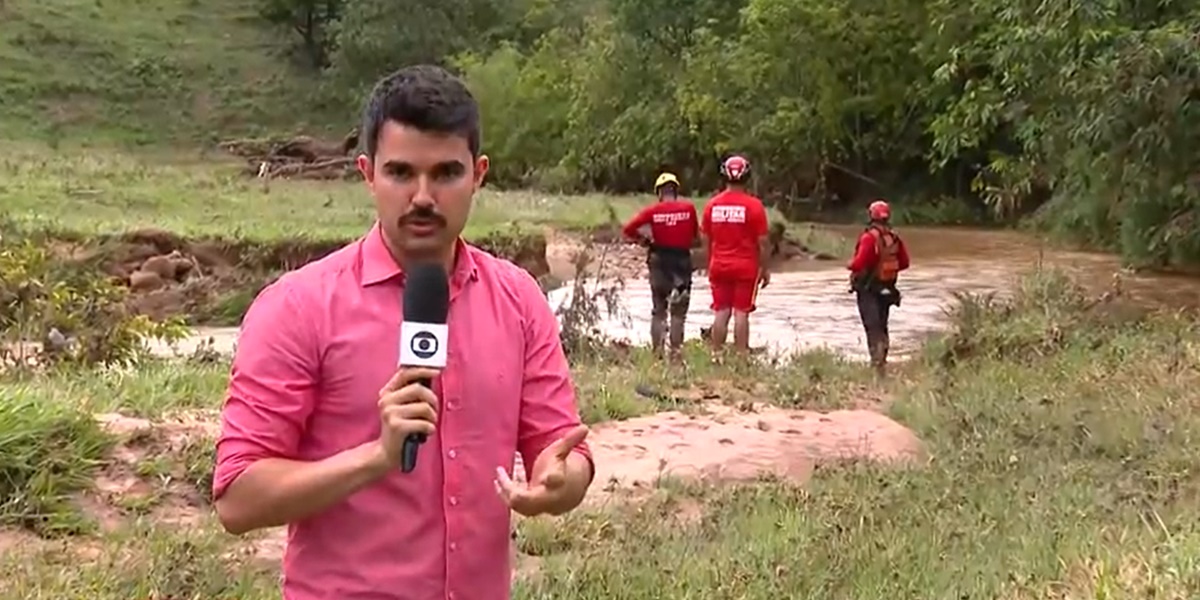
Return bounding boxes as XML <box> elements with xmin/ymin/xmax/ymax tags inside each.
<box><xmin>410</xmin><ymin>331</ymin><xmax>438</xmax><ymax>359</ymax></box>
<box><xmin>399</xmin><ymin>322</ymin><xmax>449</xmax><ymax>368</ymax></box>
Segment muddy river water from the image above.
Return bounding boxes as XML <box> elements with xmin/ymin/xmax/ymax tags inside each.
<box><xmin>545</xmin><ymin>225</ymin><xmax>1200</xmax><ymax>361</ymax></box>
<box><xmin>160</xmin><ymin>225</ymin><xmax>1200</xmax><ymax>361</ymax></box>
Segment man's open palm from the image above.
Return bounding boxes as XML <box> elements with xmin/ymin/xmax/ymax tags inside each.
<box><xmin>495</xmin><ymin>425</ymin><xmax>589</xmax><ymax>516</ymax></box>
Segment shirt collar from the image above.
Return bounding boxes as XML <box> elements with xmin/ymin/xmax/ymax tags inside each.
<box><xmin>360</xmin><ymin>221</ymin><xmax>479</xmax><ymax>289</ymax></box>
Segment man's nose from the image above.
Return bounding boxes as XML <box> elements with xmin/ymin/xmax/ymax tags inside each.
<box><xmin>411</xmin><ymin>175</ymin><xmax>436</xmax><ymax>207</ymax></box>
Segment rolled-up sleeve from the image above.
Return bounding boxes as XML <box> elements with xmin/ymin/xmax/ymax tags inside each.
<box><xmin>212</xmin><ymin>277</ymin><xmax>319</xmax><ymax>500</ymax></box>
<box><xmin>515</xmin><ymin>275</ymin><xmax>593</xmax><ymax>479</ymax></box>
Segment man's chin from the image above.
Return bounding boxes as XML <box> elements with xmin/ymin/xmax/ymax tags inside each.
<box><xmin>399</xmin><ymin>233</ymin><xmax>451</xmax><ymax>258</ymax></box>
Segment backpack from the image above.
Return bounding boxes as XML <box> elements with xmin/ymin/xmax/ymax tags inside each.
<box><xmin>868</xmin><ymin>225</ymin><xmax>901</xmax><ymax>284</ymax></box>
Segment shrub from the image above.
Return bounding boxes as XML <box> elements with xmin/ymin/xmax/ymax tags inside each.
<box><xmin>0</xmin><ymin>233</ymin><xmax>187</xmax><ymax>370</ymax></box>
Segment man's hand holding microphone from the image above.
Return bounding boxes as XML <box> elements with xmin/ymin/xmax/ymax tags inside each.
<box><xmin>371</xmin><ymin>366</ymin><xmax>441</xmax><ymax>471</ymax></box>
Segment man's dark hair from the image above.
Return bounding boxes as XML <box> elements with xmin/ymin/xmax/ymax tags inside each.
<box><xmin>359</xmin><ymin>65</ymin><xmax>482</xmax><ymax>158</ymax></box>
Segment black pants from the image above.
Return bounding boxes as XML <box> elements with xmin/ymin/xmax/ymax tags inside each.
<box><xmin>855</xmin><ymin>288</ymin><xmax>895</xmax><ymax>368</ymax></box>
<box><xmin>648</xmin><ymin>248</ymin><xmax>692</xmax><ymax>352</ymax></box>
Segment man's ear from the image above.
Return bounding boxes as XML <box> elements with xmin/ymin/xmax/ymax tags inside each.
<box><xmin>473</xmin><ymin>154</ymin><xmax>490</xmax><ymax>189</ymax></box>
<box><xmin>356</xmin><ymin>154</ymin><xmax>374</xmax><ymax>185</ymax></box>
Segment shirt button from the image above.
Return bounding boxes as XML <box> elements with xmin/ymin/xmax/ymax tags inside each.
<box><xmin>449</xmin><ymin>593</ymin><xmax>456</xmax><ymax>600</ymax></box>
<box><xmin>449</xmin><ymin>496</ymin><xmax>459</xmax><ymax>506</ymax></box>
<box><xmin>448</xmin><ymin>449</ymin><xmax>457</xmax><ymax>459</ymax></box>
<box><xmin>450</xmin><ymin>542</ymin><xmax>458</xmax><ymax>551</ymax></box>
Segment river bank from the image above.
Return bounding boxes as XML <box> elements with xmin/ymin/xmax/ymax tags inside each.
<box><xmin>150</xmin><ymin>224</ymin><xmax>1200</xmax><ymax>363</ymax></box>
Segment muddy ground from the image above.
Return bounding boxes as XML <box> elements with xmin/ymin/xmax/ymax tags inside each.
<box><xmin>41</xmin><ymin>222</ymin><xmax>828</xmax><ymax>325</ymax></box>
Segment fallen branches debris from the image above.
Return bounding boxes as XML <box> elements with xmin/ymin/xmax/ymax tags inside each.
<box><xmin>219</xmin><ymin>129</ymin><xmax>360</xmax><ymax>180</ymax></box>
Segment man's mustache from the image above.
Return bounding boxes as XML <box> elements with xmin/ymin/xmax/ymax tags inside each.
<box><xmin>398</xmin><ymin>207</ymin><xmax>447</xmax><ymax>227</ymax></box>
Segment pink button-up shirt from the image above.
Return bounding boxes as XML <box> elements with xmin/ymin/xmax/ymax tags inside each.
<box><xmin>213</xmin><ymin>222</ymin><xmax>592</xmax><ymax>600</ymax></box>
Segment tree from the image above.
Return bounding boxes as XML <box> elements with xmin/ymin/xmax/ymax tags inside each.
<box><xmin>258</xmin><ymin>0</ymin><xmax>345</xmax><ymax>68</ymax></box>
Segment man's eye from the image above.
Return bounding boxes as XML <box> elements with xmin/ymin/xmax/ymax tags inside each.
<box><xmin>434</xmin><ymin>164</ymin><xmax>465</xmax><ymax>180</ymax></box>
<box><xmin>382</xmin><ymin>163</ymin><xmax>463</xmax><ymax>181</ymax></box>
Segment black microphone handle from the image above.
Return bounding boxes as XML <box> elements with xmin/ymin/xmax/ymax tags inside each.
<box><xmin>400</xmin><ymin>376</ymin><xmax>433</xmax><ymax>473</ymax></box>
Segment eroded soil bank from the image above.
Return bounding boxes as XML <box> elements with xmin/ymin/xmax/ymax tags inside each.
<box><xmin>34</xmin><ymin>222</ymin><xmax>825</xmax><ymax>325</ymax></box>
<box><xmin>36</xmin><ymin>226</ymin><xmax>552</xmax><ymax>324</ymax></box>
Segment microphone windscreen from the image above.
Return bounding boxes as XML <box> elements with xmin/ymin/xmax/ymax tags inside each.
<box><xmin>403</xmin><ymin>262</ymin><xmax>450</xmax><ymax>324</ymax></box>
<box><xmin>399</xmin><ymin>262</ymin><xmax>450</xmax><ymax>369</ymax></box>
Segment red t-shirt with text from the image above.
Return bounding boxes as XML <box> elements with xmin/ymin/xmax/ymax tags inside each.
<box><xmin>621</xmin><ymin>200</ymin><xmax>699</xmax><ymax>250</ymax></box>
<box><xmin>701</xmin><ymin>190</ymin><xmax>769</xmax><ymax>280</ymax></box>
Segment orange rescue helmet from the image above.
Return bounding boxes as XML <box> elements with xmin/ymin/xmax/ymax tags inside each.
<box><xmin>868</xmin><ymin>199</ymin><xmax>891</xmax><ymax>221</ymax></box>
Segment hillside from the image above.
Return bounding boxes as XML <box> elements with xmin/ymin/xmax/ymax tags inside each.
<box><xmin>0</xmin><ymin>0</ymin><xmax>346</xmax><ymax>144</ymax></box>
<box><xmin>2</xmin><ymin>0</ymin><xmax>1198</xmax><ymax>269</ymax></box>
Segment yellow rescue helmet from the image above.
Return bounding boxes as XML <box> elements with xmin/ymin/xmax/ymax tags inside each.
<box><xmin>654</xmin><ymin>172</ymin><xmax>680</xmax><ymax>191</ymax></box>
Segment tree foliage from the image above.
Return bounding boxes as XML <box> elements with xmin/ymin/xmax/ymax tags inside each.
<box><xmin>259</xmin><ymin>0</ymin><xmax>1200</xmax><ymax>269</ymax></box>
<box><xmin>258</xmin><ymin>0</ymin><xmax>345</xmax><ymax>68</ymax></box>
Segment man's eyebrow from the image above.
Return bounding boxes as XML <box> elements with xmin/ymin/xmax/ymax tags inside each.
<box><xmin>380</xmin><ymin>160</ymin><xmax>465</xmax><ymax>170</ymax></box>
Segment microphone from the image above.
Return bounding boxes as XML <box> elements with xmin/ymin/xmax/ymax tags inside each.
<box><xmin>398</xmin><ymin>261</ymin><xmax>450</xmax><ymax>473</ymax></box>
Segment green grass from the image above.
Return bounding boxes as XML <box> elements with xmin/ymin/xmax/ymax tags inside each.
<box><xmin>0</xmin><ymin>393</ymin><xmax>113</xmax><ymax>536</ymax></box>
<box><xmin>571</xmin><ymin>343</ymin><xmax>873</xmax><ymax>424</ymax></box>
<box><xmin>0</xmin><ymin>359</ymin><xmax>226</xmax><ymax>535</ymax></box>
<box><xmin>1</xmin><ymin>520</ymin><xmax>280</xmax><ymax>598</ymax></box>
<box><xmin>0</xmin><ymin>142</ymin><xmax>850</xmax><ymax>259</ymax></box>
<box><xmin>0</xmin><ymin>0</ymin><xmax>344</xmax><ymax>144</ymax></box>
<box><xmin>0</xmin><ymin>141</ymin><xmax>639</xmax><ymax>240</ymax></box>
<box><xmin>0</xmin><ymin>341</ymin><xmax>872</xmax><ymax>429</ymax></box>
<box><xmin>0</xmin><ymin>360</ymin><xmax>230</xmax><ymax>419</ymax></box>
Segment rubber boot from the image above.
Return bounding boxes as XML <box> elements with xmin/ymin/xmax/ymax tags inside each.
<box><xmin>866</xmin><ymin>334</ymin><xmax>885</xmax><ymax>377</ymax></box>
<box><xmin>878</xmin><ymin>334</ymin><xmax>890</xmax><ymax>377</ymax></box>
<box><xmin>650</xmin><ymin>313</ymin><xmax>666</xmax><ymax>359</ymax></box>
<box><xmin>668</xmin><ymin>314</ymin><xmax>685</xmax><ymax>364</ymax></box>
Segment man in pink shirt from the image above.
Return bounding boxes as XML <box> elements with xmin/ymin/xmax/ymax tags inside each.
<box><xmin>212</xmin><ymin>64</ymin><xmax>595</xmax><ymax>599</ymax></box>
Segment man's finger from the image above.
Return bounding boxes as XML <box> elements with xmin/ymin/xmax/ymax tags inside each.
<box><xmin>495</xmin><ymin>466</ymin><xmax>537</xmax><ymax>513</ymax></box>
<box><xmin>547</xmin><ymin>425</ymin><xmax>590</xmax><ymax>460</ymax></box>
<box><xmin>382</xmin><ymin>402</ymin><xmax>438</xmax><ymax>426</ymax></box>
<box><xmin>378</xmin><ymin>383</ymin><xmax>440</xmax><ymax>410</ymax></box>
<box><xmin>379</xmin><ymin>367</ymin><xmax>442</xmax><ymax>395</ymax></box>
<box><xmin>494</xmin><ymin>466</ymin><xmax>517</xmax><ymax>501</ymax></box>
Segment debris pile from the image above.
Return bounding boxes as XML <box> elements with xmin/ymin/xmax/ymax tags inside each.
<box><xmin>218</xmin><ymin>130</ymin><xmax>361</xmax><ymax>180</ymax></box>
<box><xmin>126</xmin><ymin>251</ymin><xmax>201</xmax><ymax>293</ymax></box>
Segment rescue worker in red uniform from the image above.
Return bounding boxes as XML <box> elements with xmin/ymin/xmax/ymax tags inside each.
<box><xmin>701</xmin><ymin>155</ymin><xmax>770</xmax><ymax>354</ymax></box>
<box><xmin>622</xmin><ymin>172</ymin><xmax>700</xmax><ymax>360</ymax></box>
<box><xmin>847</xmin><ymin>199</ymin><xmax>910</xmax><ymax>375</ymax></box>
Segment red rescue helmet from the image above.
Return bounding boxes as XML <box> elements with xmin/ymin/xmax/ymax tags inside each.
<box><xmin>720</xmin><ymin>155</ymin><xmax>750</xmax><ymax>182</ymax></box>
<box><xmin>868</xmin><ymin>199</ymin><xmax>891</xmax><ymax>221</ymax></box>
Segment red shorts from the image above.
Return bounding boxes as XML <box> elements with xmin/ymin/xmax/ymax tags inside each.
<box><xmin>709</xmin><ymin>275</ymin><xmax>759</xmax><ymax>313</ymax></box>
